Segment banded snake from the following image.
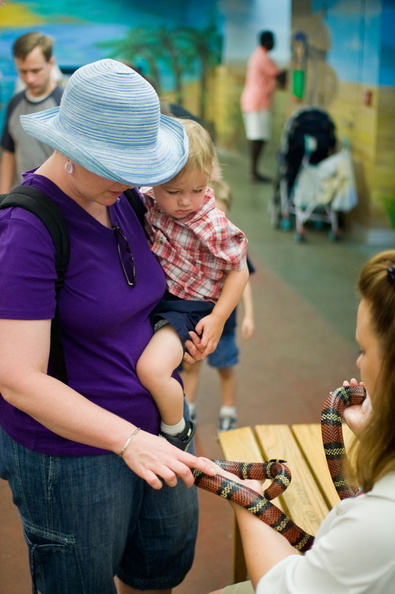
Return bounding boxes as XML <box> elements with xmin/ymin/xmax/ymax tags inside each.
<box><xmin>193</xmin><ymin>384</ymin><xmax>366</xmax><ymax>552</ymax></box>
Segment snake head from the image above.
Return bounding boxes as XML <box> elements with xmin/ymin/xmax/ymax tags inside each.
<box><xmin>263</xmin><ymin>459</ymin><xmax>292</xmax><ymax>500</ymax></box>
<box><xmin>323</xmin><ymin>384</ymin><xmax>366</xmax><ymax>420</ymax></box>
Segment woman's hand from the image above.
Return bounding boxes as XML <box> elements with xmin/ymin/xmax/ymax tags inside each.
<box><xmin>342</xmin><ymin>378</ymin><xmax>372</xmax><ymax>438</ymax></box>
<box><xmin>121</xmin><ymin>431</ymin><xmax>217</xmax><ymax>489</ymax></box>
<box><xmin>204</xmin><ymin>460</ymin><xmax>266</xmax><ymax>501</ymax></box>
<box><xmin>183</xmin><ymin>330</ymin><xmax>206</xmax><ymax>364</ymax></box>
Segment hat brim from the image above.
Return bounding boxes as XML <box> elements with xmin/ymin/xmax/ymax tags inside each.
<box><xmin>20</xmin><ymin>107</ymin><xmax>188</xmax><ymax>186</ymax></box>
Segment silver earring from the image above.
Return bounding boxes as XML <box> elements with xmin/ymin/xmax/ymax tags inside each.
<box><xmin>64</xmin><ymin>160</ymin><xmax>74</xmax><ymax>174</ymax></box>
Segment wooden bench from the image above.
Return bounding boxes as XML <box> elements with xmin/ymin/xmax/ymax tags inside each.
<box><xmin>218</xmin><ymin>423</ymin><xmax>354</xmax><ymax>583</ymax></box>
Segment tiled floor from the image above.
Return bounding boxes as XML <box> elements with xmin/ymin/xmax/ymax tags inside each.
<box><xmin>0</xmin><ymin>146</ymin><xmax>382</xmax><ymax>593</ymax></box>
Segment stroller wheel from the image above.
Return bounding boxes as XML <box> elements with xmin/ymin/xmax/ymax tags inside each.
<box><xmin>294</xmin><ymin>230</ymin><xmax>306</xmax><ymax>243</ymax></box>
<box><xmin>268</xmin><ymin>199</ymin><xmax>280</xmax><ymax>228</ymax></box>
<box><xmin>280</xmin><ymin>218</ymin><xmax>292</xmax><ymax>231</ymax></box>
<box><xmin>328</xmin><ymin>230</ymin><xmax>341</xmax><ymax>242</ymax></box>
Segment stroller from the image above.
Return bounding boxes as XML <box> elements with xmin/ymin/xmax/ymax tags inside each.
<box><xmin>269</xmin><ymin>107</ymin><xmax>356</xmax><ymax>241</ymax></box>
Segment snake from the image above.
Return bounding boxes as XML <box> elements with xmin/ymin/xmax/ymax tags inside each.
<box><xmin>321</xmin><ymin>384</ymin><xmax>366</xmax><ymax>499</ymax></box>
<box><xmin>192</xmin><ymin>383</ymin><xmax>366</xmax><ymax>552</ymax></box>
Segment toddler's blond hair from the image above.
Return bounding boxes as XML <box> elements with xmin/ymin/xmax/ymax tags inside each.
<box><xmin>210</xmin><ymin>178</ymin><xmax>232</xmax><ymax>212</ymax></box>
<box><xmin>172</xmin><ymin>118</ymin><xmax>218</xmax><ymax>182</ymax></box>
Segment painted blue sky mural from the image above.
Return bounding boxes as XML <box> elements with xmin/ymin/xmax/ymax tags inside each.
<box><xmin>0</xmin><ymin>0</ymin><xmax>218</xmax><ymax>69</ymax></box>
<box><xmin>0</xmin><ymin>0</ymin><xmax>224</xmax><ymax>127</ymax></box>
<box><xmin>312</xmin><ymin>0</ymin><xmax>395</xmax><ymax>85</ymax></box>
<box><xmin>0</xmin><ymin>0</ymin><xmax>291</xmax><ymax>130</ymax></box>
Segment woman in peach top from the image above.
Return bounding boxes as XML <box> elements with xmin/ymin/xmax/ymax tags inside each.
<box><xmin>241</xmin><ymin>31</ymin><xmax>281</xmax><ymax>183</ymax></box>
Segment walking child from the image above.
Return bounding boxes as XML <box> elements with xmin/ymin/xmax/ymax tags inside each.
<box><xmin>137</xmin><ymin>119</ymin><xmax>249</xmax><ymax>450</ymax></box>
<box><xmin>182</xmin><ymin>178</ymin><xmax>255</xmax><ymax>433</ymax></box>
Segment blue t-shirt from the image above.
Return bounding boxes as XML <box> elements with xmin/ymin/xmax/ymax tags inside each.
<box><xmin>0</xmin><ymin>173</ymin><xmax>168</xmax><ymax>455</ymax></box>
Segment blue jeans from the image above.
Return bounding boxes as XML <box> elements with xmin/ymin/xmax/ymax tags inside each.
<box><xmin>0</xmin><ymin>427</ymin><xmax>199</xmax><ymax>593</ymax></box>
<box><xmin>207</xmin><ymin>332</ymin><xmax>239</xmax><ymax>368</ymax></box>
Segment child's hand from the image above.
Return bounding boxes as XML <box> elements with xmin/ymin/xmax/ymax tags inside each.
<box><xmin>194</xmin><ymin>314</ymin><xmax>225</xmax><ymax>357</ymax></box>
<box><xmin>241</xmin><ymin>315</ymin><xmax>255</xmax><ymax>340</ymax></box>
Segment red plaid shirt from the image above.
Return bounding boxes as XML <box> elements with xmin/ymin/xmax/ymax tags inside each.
<box><xmin>141</xmin><ymin>187</ymin><xmax>248</xmax><ymax>301</ymax></box>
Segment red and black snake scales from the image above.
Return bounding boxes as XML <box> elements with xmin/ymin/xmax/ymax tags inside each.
<box><xmin>321</xmin><ymin>384</ymin><xmax>366</xmax><ymax>499</ymax></box>
<box><xmin>192</xmin><ymin>384</ymin><xmax>366</xmax><ymax>553</ymax></box>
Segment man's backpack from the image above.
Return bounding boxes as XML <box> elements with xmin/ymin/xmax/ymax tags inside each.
<box><xmin>0</xmin><ymin>184</ymin><xmax>146</xmax><ymax>383</ymax></box>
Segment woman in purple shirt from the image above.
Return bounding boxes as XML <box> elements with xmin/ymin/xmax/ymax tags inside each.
<box><xmin>0</xmin><ymin>59</ymin><xmax>214</xmax><ymax>594</ymax></box>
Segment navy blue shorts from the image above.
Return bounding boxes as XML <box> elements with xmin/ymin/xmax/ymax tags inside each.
<box><xmin>152</xmin><ymin>291</ymin><xmax>214</xmax><ymax>346</ymax></box>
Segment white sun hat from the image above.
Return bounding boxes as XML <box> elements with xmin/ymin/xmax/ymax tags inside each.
<box><xmin>20</xmin><ymin>59</ymin><xmax>188</xmax><ymax>186</ymax></box>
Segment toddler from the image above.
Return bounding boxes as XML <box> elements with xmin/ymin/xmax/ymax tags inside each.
<box><xmin>136</xmin><ymin>119</ymin><xmax>249</xmax><ymax>450</ymax></box>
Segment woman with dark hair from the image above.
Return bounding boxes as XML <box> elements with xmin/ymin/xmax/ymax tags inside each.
<box><xmin>209</xmin><ymin>250</ymin><xmax>395</xmax><ymax>594</ymax></box>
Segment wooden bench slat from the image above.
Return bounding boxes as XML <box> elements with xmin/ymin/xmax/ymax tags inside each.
<box><xmin>218</xmin><ymin>426</ymin><xmax>264</xmax><ymax>462</ymax></box>
<box><xmin>218</xmin><ymin>427</ymin><xmax>264</xmax><ymax>584</ymax></box>
<box><xmin>218</xmin><ymin>427</ymin><xmax>286</xmax><ymax>513</ymax></box>
<box><xmin>255</xmin><ymin>424</ymin><xmax>329</xmax><ymax>536</ymax></box>
<box><xmin>292</xmin><ymin>423</ymin><xmax>356</xmax><ymax>509</ymax></box>
<box><xmin>291</xmin><ymin>424</ymin><xmax>338</xmax><ymax>508</ymax></box>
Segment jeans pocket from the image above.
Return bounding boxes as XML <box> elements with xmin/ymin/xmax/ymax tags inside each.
<box><xmin>23</xmin><ymin>520</ymin><xmax>80</xmax><ymax>594</ymax></box>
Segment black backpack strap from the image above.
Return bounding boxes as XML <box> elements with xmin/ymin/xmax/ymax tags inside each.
<box><xmin>124</xmin><ymin>188</ymin><xmax>147</xmax><ymax>228</ymax></box>
<box><xmin>0</xmin><ymin>185</ymin><xmax>70</xmax><ymax>288</ymax></box>
<box><xmin>0</xmin><ymin>185</ymin><xmax>70</xmax><ymax>383</ymax></box>
<box><xmin>0</xmin><ymin>186</ymin><xmax>146</xmax><ymax>385</ymax></box>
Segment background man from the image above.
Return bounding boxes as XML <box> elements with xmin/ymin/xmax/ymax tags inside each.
<box><xmin>0</xmin><ymin>31</ymin><xmax>64</xmax><ymax>192</ymax></box>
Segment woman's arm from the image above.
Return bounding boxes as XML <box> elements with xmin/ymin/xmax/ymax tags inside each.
<box><xmin>209</xmin><ymin>466</ymin><xmax>297</xmax><ymax>589</ymax></box>
<box><xmin>233</xmin><ymin>503</ymin><xmax>297</xmax><ymax>589</ymax></box>
<box><xmin>0</xmin><ymin>318</ymin><xmax>216</xmax><ymax>488</ymax></box>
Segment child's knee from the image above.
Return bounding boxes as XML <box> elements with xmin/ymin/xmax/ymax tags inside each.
<box><xmin>136</xmin><ymin>354</ymin><xmax>152</xmax><ymax>387</ymax></box>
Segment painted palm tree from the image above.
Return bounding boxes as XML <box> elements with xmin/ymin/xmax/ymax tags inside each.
<box><xmin>175</xmin><ymin>18</ymin><xmax>223</xmax><ymax>121</ymax></box>
<box><xmin>97</xmin><ymin>18</ymin><xmax>223</xmax><ymax>122</ymax></box>
<box><xmin>97</xmin><ymin>27</ymin><xmax>162</xmax><ymax>93</ymax></box>
<box><xmin>154</xmin><ymin>27</ymin><xmax>186</xmax><ymax>105</ymax></box>
<box><xmin>100</xmin><ymin>26</ymin><xmax>197</xmax><ymax>106</ymax></box>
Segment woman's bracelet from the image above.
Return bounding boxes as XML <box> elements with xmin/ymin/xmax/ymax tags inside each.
<box><xmin>118</xmin><ymin>427</ymin><xmax>141</xmax><ymax>458</ymax></box>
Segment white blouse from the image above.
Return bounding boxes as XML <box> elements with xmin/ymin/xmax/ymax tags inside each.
<box><xmin>257</xmin><ymin>472</ymin><xmax>395</xmax><ymax>594</ymax></box>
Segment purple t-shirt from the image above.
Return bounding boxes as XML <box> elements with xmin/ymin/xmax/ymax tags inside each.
<box><xmin>0</xmin><ymin>173</ymin><xmax>168</xmax><ymax>455</ymax></box>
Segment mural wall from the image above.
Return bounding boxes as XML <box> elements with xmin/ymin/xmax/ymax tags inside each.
<box><xmin>0</xmin><ymin>0</ymin><xmax>290</xmax><ymax>136</ymax></box>
<box><xmin>1</xmin><ymin>0</ymin><xmax>393</xmax><ymax>238</ymax></box>
<box><xmin>290</xmin><ymin>0</ymin><xmax>395</xmax><ymax>239</ymax></box>
<box><xmin>0</xmin><ymin>1</ymin><xmax>219</xmax><ymax>127</ymax></box>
